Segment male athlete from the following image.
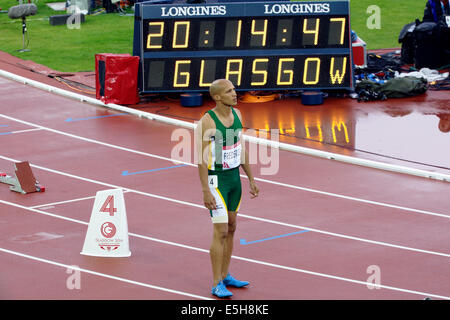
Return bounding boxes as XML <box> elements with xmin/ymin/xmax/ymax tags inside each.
<box><xmin>196</xmin><ymin>79</ymin><xmax>259</xmax><ymax>298</ymax></box>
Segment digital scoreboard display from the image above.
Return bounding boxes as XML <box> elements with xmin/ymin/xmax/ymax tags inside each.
<box><xmin>133</xmin><ymin>1</ymin><xmax>353</xmax><ymax>93</ymax></box>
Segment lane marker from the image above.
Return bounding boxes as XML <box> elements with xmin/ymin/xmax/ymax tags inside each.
<box><xmin>0</xmin><ymin>201</ymin><xmax>449</xmax><ymax>300</ymax></box>
<box><xmin>0</xmin><ymin>114</ymin><xmax>448</xmax><ymax>220</ymax></box>
<box><xmin>0</xmin><ymin>154</ymin><xmax>449</xmax><ymax>258</ymax></box>
<box><xmin>10</xmin><ymin>232</ymin><xmax>63</xmax><ymax>244</ymax></box>
<box><xmin>240</xmin><ymin>230</ymin><xmax>310</xmax><ymax>245</ymax></box>
<box><xmin>0</xmin><ymin>247</ymin><xmax>212</xmax><ymax>300</ymax></box>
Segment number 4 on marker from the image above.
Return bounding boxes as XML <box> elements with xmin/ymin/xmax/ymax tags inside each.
<box><xmin>99</xmin><ymin>195</ymin><xmax>117</xmax><ymax>216</ymax></box>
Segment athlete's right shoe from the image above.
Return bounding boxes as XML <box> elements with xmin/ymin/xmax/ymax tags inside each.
<box><xmin>223</xmin><ymin>273</ymin><xmax>250</xmax><ymax>288</ymax></box>
<box><xmin>211</xmin><ymin>281</ymin><xmax>233</xmax><ymax>298</ymax></box>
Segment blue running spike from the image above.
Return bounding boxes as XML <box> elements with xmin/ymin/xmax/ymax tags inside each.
<box><xmin>211</xmin><ymin>281</ymin><xmax>233</xmax><ymax>298</ymax></box>
<box><xmin>223</xmin><ymin>274</ymin><xmax>249</xmax><ymax>288</ymax></box>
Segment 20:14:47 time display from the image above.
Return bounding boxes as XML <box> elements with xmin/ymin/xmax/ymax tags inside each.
<box><xmin>144</xmin><ymin>17</ymin><xmax>348</xmax><ymax>51</ymax></box>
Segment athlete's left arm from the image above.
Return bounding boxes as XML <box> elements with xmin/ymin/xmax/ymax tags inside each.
<box><xmin>235</xmin><ymin>108</ymin><xmax>259</xmax><ymax>198</ymax></box>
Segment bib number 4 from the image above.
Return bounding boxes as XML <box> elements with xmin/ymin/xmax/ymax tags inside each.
<box><xmin>208</xmin><ymin>175</ymin><xmax>218</xmax><ymax>189</ymax></box>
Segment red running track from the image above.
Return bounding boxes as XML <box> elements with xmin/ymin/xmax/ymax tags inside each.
<box><xmin>0</xmin><ymin>74</ymin><xmax>449</xmax><ymax>301</ymax></box>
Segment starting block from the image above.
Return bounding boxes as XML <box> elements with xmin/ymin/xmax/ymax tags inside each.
<box><xmin>0</xmin><ymin>161</ymin><xmax>45</xmax><ymax>194</ymax></box>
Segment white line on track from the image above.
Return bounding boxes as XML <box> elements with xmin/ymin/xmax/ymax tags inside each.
<box><xmin>0</xmin><ymin>154</ymin><xmax>449</xmax><ymax>258</ymax></box>
<box><xmin>0</xmin><ymin>247</ymin><xmax>212</xmax><ymax>300</ymax></box>
<box><xmin>0</xmin><ymin>113</ymin><xmax>189</xmax><ymax>165</ymax></box>
<box><xmin>29</xmin><ymin>190</ymin><xmax>132</xmax><ymax>209</ymax></box>
<box><xmin>0</xmin><ymin>199</ymin><xmax>448</xmax><ymax>300</ymax></box>
<box><xmin>30</xmin><ymin>195</ymin><xmax>97</xmax><ymax>209</ymax></box>
<box><xmin>1</xmin><ymin>128</ymin><xmax>44</xmax><ymax>135</ymax></box>
<box><xmin>0</xmin><ymin>113</ymin><xmax>448</xmax><ymax>220</ymax></box>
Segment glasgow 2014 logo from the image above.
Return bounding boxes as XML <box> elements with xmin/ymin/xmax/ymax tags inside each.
<box><xmin>100</xmin><ymin>222</ymin><xmax>117</xmax><ymax>238</ymax></box>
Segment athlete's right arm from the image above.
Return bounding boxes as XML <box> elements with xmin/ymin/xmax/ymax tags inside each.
<box><xmin>196</xmin><ymin>114</ymin><xmax>217</xmax><ymax>211</ymax></box>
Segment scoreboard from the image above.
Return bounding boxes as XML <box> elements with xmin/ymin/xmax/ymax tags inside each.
<box><xmin>133</xmin><ymin>1</ymin><xmax>354</xmax><ymax>93</ymax></box>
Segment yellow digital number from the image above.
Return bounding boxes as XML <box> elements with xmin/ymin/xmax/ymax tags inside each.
<box><xmin>303</xmin><ymin>18</ymin><xmax>320</xmax><ymax>45</ymax></box>
<box><xmin>234</xmin><ymin>20</ymin><xmax>242</xmax><ymax>47</ymax></box>
<box><xmin>173</xmin><ymin>21</ymin><xmax>190</xmax><ymax>48</ymax></box>
<box><xmin>330</xmin><ymin>18</ymin><xmax>346</xmax><ymax>45</ymax></box>
<box><xmin>251</xmin><ymin>19</ymin><xmax>268</xmax><ymax>47</ymax></box>
<box><xmin>146</xmin><ymin>22</ymin><xmax>164</xmax><ymax>49</ymax></box>
<box><xmin>173</xmin><ymin>60</ymin><xmax>191</xmax><ymax>87</ymax></box>
<box><xmin>224</xmin><ymin>20</ymin><xmax>242</xmax><ymax>47</ymax></box>
<box><xmin>277</xmin><ymin>58</ymin><xmax>294</xmax><ymax>85</ymax></box>
<box><xmin>225</xmin><ymin>59</ymin><xmax>243</xmax><ymax>86</ymax></box>
<box><xmin>303</xmin><ymin>58</ymin><xmax>321</xmax><ymax>85</ymax></box>
<box><xmin>251</xmin><ymin>58</ymin><xmax>268</xmax><ymax>86</ymax></box>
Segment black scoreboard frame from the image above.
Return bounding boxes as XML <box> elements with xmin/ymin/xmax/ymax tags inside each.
<box><xmin>133</xmin><ymin>1</ymin><xmax>354</xmax><ymax>93</ymax></box>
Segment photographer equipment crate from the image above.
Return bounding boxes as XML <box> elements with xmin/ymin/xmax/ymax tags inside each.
<box><xmin>352</xmin><ymin>37</ymin><xmax>367</xmax><ymax>68</ymax></box>
<box><xmin>95</xmin><ymin>53</ymin><xmax>140</xmax><ymax>105</ymax></box>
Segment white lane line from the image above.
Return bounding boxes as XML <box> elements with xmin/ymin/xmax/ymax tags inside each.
<box><xmin>0</xmin><ymin>128</ymin><xmax>44</xmax><ymax>135</ymax></box>
<box><xmin>253</xmin><ymin>176</ymin><xmax>450</xmax><ymax>219</ymax></box>
<box><xmin>0</xmin><ymin>200</ymin><xmax>448</xmax><ymax>300</ymax></box>
<box><xmin>30</xmin><ymin>190</ymin><xmax>132</xmax><ymax>209</ymax></box>
<box><xmin>0</xmin><ymin>113</ymin><xmax>191</xmax><ymax>165</ymax></box>
<box><xmin>0</xmin><ymin>155</ymin><xmax>449</xmax><ymax>258</ymax></box>
<box><xmin>0</xmin><ymin>247</ymin><xmax>212</xmax><ymax>300</ymax></box>
<box><xmin>30</xmin><ymin>195</ymin><xmax>97</xmax><ymax>209</ymax></box>
<box><xmin>0</xmin><ymin>114</ymin><xmax>448</xmax><ymax>220</ymax></box>
<box><xmin>11</xmin><ymin>128</ymin><xmax>44</xmax><ymax>134</ymax></box>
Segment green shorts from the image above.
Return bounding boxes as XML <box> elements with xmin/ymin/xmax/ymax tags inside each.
<box><xmin>207</xmin><ymin>167</ymin><xmax>242</xmax><ymax>223</ymax></box>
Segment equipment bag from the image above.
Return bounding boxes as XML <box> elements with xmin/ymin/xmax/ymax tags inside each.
<box><xmin>413</xmin><ymin>21</ymin><xmax>448</xmax><ymax>69</ymax></box>
<box><xmin>379</xmin><ymin>76</ymin><xmax>428</xmax><ymax>98</ymax></box>
<box><xmin>399</xmin><ymin>22</ymin><xmax>417</xmax><ymax>64</ymax></box>
<box><xmin>356</xmin><ymin>77</ymin><xmax>428</xmax><ymax>100</ymax></box>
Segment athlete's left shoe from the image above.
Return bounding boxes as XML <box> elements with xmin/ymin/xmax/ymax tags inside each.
<box><xmin>223</xmin><ymin>273</ymin><xmax>249</xmax><ymax>288</ymax></box>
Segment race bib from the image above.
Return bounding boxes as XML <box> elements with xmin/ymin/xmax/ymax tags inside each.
<box><xmin>222</xmin><ymin>141</ymin><xmax>241</xmax><ymax>170</ymax></box>
<box><xmin>208</xmin><ymin>175</ymin><xmax>218</xmax><ymax>189</ymax></box>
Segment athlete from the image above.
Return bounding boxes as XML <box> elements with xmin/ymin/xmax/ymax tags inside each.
<box><xmin>196</xmin><ymin>79</ymin><xmax>259</xmax><ymax>298</ymax></box>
